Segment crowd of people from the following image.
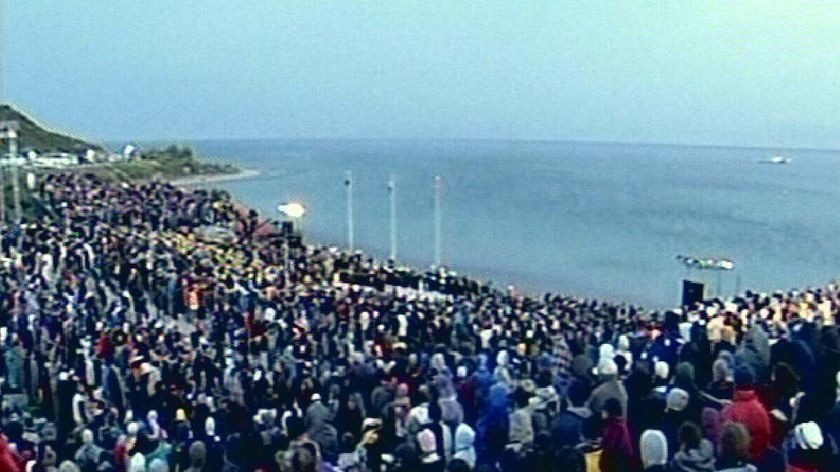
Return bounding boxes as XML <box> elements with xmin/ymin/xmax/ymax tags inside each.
<box><xmin>2</xmin><ymin>172</ymin><xmax>840</xmax><ymax>472</ymax></box>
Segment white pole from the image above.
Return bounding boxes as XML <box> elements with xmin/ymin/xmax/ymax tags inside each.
<box><xmin>434</xmin><ymin>175</ymin><xmax>442</xmax><ymax>267</ymax></box>
<box><xmin>11</xmin><ymin>162</ymin><xmax>20</xmax><ymax>225</ymax></box>
<box><xmin>283</xmin><ymin>238</ymin><xmax>290</xmax><ymax>289</ymax></box>
<box><xmin>388</xmin><ymin>175</ymin><xmax>397</xmax><ymax>260</ymax></box>
<box><xmin>345</xmin><ymin>170</ymin><xmax>354</xmax><ymax>250</ymax></box>
<box><xmin>5</xmin><ymin>131</ymin><xmax>21</xmax><ymax>226</ymax></box>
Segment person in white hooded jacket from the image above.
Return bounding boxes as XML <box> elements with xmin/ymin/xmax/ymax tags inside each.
<box><xmin>453</xmin><ymin>423</ymin><xmax>476</xmax><ymax>469</ymax></box>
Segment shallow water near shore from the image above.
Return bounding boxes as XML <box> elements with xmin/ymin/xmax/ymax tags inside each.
<box><xmin>184</xmin><ymin>139</ymin><xmax>840</xmax><ymax>308</ymax></box>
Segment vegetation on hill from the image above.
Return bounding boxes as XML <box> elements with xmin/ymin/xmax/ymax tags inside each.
<box><xmin>0</xmin><ymin>104</ymin><xmax>102</xmax><ymax>153</ymax></box>
<box><xmin>0</xmin><ymin>105</ymin><xmax>241</xmax><ymax>221</ymax></box>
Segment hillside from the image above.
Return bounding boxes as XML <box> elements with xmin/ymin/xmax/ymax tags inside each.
<box><xmin>0</xmin><ymin>104</ymin><xmax>103</xmax><ymax>153</ymax></box>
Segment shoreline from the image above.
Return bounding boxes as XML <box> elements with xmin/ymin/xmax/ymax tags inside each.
<box><xmin>171</xmin><ymin>168</ymin><xmax>261</xmax><ymax>186</ymax></box>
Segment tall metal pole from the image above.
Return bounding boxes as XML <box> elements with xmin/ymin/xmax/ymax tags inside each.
<box><xmin>0</xmin><ymin>164</ymin><xmax>5</xmax><ymax>225</ymax></box>
<box><xmin>345</xmin><ymin>170</ymin><xmax>354</xmax><ymax>250</ymax></box>
<box><xmin>7</xmin><ymin>131</ymin><xmax>20</xmax><ymax>226</ymax></box>
<box><xmin>433</xmin><ymin>175</ymin><xmax>442</xmax><ymax>267</ymax></box>
<box><xmin>11</xmin><ymin>166</ymin><xmax>21</xmax><ymax>226</ymax></box>
<box><xmin>388</xmin><ymin>175</ymin><xmax>397</xmax><ymax>260</ymax></box>
<box><xmin>0</xmin><ymin>0</ymin><xmax>6</xmax><ymax>226</ymax></box>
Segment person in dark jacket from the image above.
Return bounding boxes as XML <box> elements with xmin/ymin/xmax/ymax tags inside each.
<box><xmin>715</xmin><ymin>423</ymin><xmax>754</xmax><ymax>472</ymax></box>
<box><xmin>706</xmin><ymin>359</ymin><xmax>735</xmax><ymax>402</ymax></box>
<box><xmin>672</xmin><ymin>421</ymin><xmax>715</xmax><ymax>472</ymax></box>
<box><xmin>552</xmin><ymin>381</ymin><xmax>593</xmax><ymax>448</ymax></box>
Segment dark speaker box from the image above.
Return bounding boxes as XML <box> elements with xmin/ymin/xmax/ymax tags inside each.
<box><xmin>682</xmin><ymin>279</ymin><xmax>705</xmax><ymax>308</ymax></box>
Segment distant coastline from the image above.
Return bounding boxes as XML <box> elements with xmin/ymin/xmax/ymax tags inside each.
<box><xmin>172</xmin><ymin>168</ymin><xmax>261</xmax><ymax>187</ymax></box>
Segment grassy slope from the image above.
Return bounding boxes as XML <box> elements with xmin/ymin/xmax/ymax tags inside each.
<box><xmin>0</xmin><ymin>106</ymin><xmax>239</xmax><ymax>220</ymax></box>
<box><xmin>0</xmin><ymin>104</ymin><xmax>103</xmax><ymax>153</ymax></box>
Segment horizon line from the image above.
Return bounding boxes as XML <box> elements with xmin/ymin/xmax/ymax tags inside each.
<box><xmin>104</xmin><ymin>135</ymin><xmax>840</xmax><ymax>155</ymax></box>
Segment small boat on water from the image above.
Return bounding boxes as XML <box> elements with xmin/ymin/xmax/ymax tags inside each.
<box><xmin>761</xmin><ymin>155</ymin><xmax>791</xmax><ymax>164</ymax></box>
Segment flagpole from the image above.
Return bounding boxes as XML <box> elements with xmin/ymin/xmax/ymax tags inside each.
<box><xmin>388</xmin><ymin>175</ymin><xmax>397</xmax><ymax>260</ymax></box>
<box><xmin>433</xmin><ymin>175</ymin><xmax>441</xmax><ymax>267</ymax></box>
<box><xmin>345</xmin><ymin>170</ymin><xmax>354</xmax><ymax>250</ymax></box>
<box><xmin>0</xmin><ymin>164</ymin><xmax>5</xmax><ymax>225</ymax></box>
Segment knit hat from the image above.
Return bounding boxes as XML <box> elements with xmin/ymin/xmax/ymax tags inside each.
<box><xmin>793</xmin><ymin>422</ymin><xmax>824</xmax><ymax>450</ymax></box>
<box><xmin>640</xmin><ymin>430</ymin><xmax>668</xmax><ymax>468</ymax></box>
<box><xmin>417</xmin><ymin>429</ymin><xmax>437</xmax><ymax>453</ymax></box>
<box><xmin>666</xmin><ymin>388</ymin><xmax>690</xmax><ymax>412</ymax></box>
<box><xmin>734</xmin><ymin>365</ymin><xmax>755</xmax><ymax>389</ymax></box>
<box><xmin>654</xmin><ymin>361</ymin><xmax>670</xmax><ymax>380</ymax></box>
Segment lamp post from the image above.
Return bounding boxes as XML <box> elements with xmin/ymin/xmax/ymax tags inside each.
<box><xmin>277</xmin><ymin>202</ymin><xmax>306</xmax><ymax>234</ymax></box>
<box><xmin>277</xmin><ymin>202</ymin><xmax>306</xmax><ymax>289</ymax></box>
<box><xmin>388</xmin><ymin>175</ymin><xmax>397</xmax><ymax>260</ymax></box>
<box><xmin>676</xmin><ymin>255</ymin><xmax>735</xmax><ymax>299</ymax></box>
<box><xmin>433</xmin><ymin>175</ymin><xmax>442</xmax><ymax>267</ymax></box>
<box><xmin>345</xmin><ymin>170</ymin><xmax>354</xmax><ymax>251</ymax></box>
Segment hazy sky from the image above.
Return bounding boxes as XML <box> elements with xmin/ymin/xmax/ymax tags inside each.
<box><xmin>3</xmin><ymin>1</ymin><xmax>840</xmax><ymax>148</ymax></box>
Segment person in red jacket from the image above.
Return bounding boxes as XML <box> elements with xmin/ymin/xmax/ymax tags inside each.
<box><xmin>721</xmin><ymin>365</ymin><xmax>771</xmax><ymax>462</ymax></box>
<box><xmin>0</xmin><ymin>434</ymin><xmax>22</xmax><ymax>472</ymax></box>
<box><xmin>600</xmin><ymin>398</ymin><xmax>635</xmax><ymax>472</ymax></box>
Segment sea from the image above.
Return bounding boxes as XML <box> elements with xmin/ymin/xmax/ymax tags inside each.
<box><xmin>179</xmin><ymin>139</ymin><xmax>840</xmax><ymax>309</ymax></box>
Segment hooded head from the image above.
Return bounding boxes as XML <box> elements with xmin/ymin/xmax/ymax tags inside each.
<box><xmin>720</xmin><ymin>423</ymin><xmax>750</xmax><ymax>464</ymax></box>
<box><xmin>674</xmin><ymin>363</ymin><xmax>695</xmax><ymax>387</ymax></box>
<box><xmin>453</xmin><ymin>424</ymin><xmax>476</xmax><ymax>467</ymax></box>
<box><xmin>417</xmin><ymin>429</ymin><xmax>437</xmax><ymax>454</ymax></box>
<box><xmin>128</xmin><ymin>454</ymin><xmax>147</xmax><ymax>472</ymax></box>
<box><xmin>640</xmin><ymin>430</ymin><xmax>668</xmax><ymax>469</ymax></box>
<box><xmin>654</xmin><ymin>361</ymin><xmax>670</xmax><ymax>382</ymax></box>
<box><xmin>189</xmin><ymin>441</ymin><xmax>207</xmax><ymax>469</ymax></box>
<box><xmin>701</xmin><ymin>408</ymin><xmax>721</xmax><ymax>443</ymax></box>
<box><xmin>793</xmin><ymin>422</ymin><xmax>824</xmax><ymax>450</ymax></box>
<box><xmin>712</xmin><ymin>359</ymin><xmax>730</xmax><ymax>382</ymax></box>
<box><xmin>618</xmin><ymin>335</ymin><xmax>630</xmax><ymax>352</ymax></box>
<box><xmin>496</xmin><ymin>349</ymin><xmax>509</xmax><ymax>367</ymax></box>
<box><xmin>598</xmin><ymin>359</ymin><xmax>618</xmax><ymax>380</ymax></box>
<box><xmin>666</xmin><ymin>388</ymin><xmax>690</xmax><ymax>412</ymax></box>
<box><xmin>58</xmin><ymin>462</ymin><xmax>82</xmax><ymax>472</ymax></box>
<box><xmin>734</xmin><ymin>365</ymin><xmax>755</xmax><ymax>390</ymax></box>
<box><xmin>431</xmin><ymin>353</ymin><xmax>447</xmax><ymax>372</ymax></box>
<box><xmin>148</xmin><ymin>459</ymin><xmax>169</xmax><ymax>472</ymax></box>
<box><xmin>599</xmin><ymin>343</ymin><xmax>615</xmax><ymax>364</ymax></box>
<box><xmin>454</xmin><ymin>424</ymin><xmax>475</xmax><ymax>450</ymax></box>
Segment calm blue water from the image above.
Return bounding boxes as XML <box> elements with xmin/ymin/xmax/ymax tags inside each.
<box><xmin>186</xmin><ymin>139</ymin><xmax>840</xmax><ymax>308</ymax></box>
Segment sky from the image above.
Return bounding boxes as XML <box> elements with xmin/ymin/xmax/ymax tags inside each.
<box><xmin>2</xmin><ymin>1</ymin><xmax>840</xmax><ymax>148</ymax></box>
